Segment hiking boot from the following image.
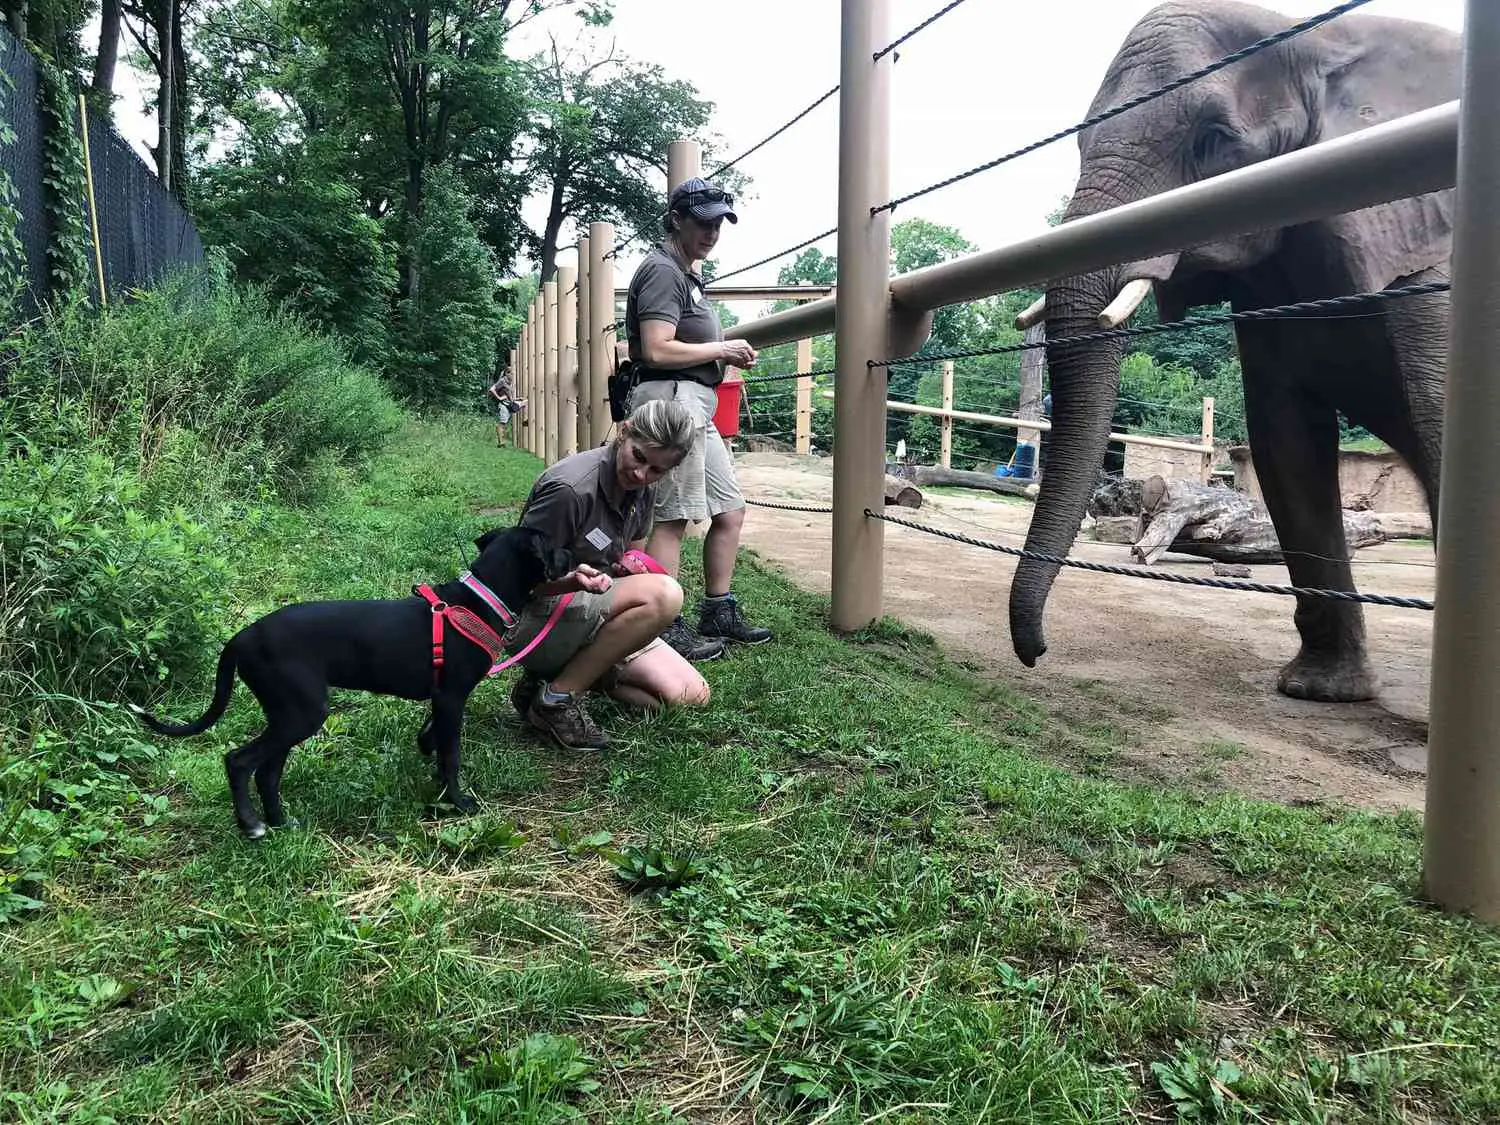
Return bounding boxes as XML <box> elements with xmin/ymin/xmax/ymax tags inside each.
<box><xmin>661</xmin><ymin>615</ymin><xmax>726</xmax><ymax>662</ymax></box>
<box><xmin>697</xmin><ymin>594</ymin><xmax>772</xmax><ymax>645</ymax></box>
<box><xmin>510</xmin><ymin>672</ymin><xmax>542</xmax><ymax>718</ymax></box>
<box><xmin>526</xmin><ymin>691</ymin><xmax>611</xmax><ymax>752</ymax></box>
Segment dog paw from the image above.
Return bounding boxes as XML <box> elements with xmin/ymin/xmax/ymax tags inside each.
<box><xmin>241</xmin><ymin>821</ymin><xmax>269</xmax><ymax>841</ymax></box>
<box><xmin>432</xmin><ymin>791</ymin><xmax>478</xmax><ymax>816</ymax></box>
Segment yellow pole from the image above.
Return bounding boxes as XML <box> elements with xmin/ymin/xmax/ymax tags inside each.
<box><xmin>76</xmin><ymin>93</ymin><xmax>108</xmax><ymax>307</ymax></box>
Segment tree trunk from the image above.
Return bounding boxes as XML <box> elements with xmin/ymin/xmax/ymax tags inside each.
<box><xmin>403</xmin><ymin>156</ymin><xmax>423</xmax><ymax>300</ymax></box>
<box><xmin>898</xmin><ymin>464</ymin><xmax>1038</xmax><ymax>499</ymax></box>
<box><xmin>91</xmin><ymin>0</ymin><xmax>121</xmax><ymax>97</ymax></box>
<box><xmin>6</xmin><ymin>0</ymin><xmax>26</xmax><ymax>41</ymax></box>
<box><xmin>1017</xmin><ymin>322</ymin><xmax>1045</xmax><ymax>449</ymax></box>
<box><xmin>1119</xmin><ymin>475</ymin><xmax>1432</xmax><ymax>564</ymax></box>
<box><xmin>156</xmin><ymin>0</ymin><xmax>174</xmax><ymax>191</ymax></box>
<box><xmin>538</xmin><ymin>177</ymin><xmax>566</xmax><ymax>282</ymax></box>
<box><xmin>883</xmin><ymin>475</ymin><xmax>922</xmax><ymax>508</ymax></box>
<box><xmin>169</xmin><ymin>8</ymin><xmax>187</xmax><ymax>201</ymax></box>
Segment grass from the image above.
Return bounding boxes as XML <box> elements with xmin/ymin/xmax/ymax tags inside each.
<box><xmin>2</xmin><ymin>416</ymin><xmax>1497</xmax><ymax>1123</ymax></box>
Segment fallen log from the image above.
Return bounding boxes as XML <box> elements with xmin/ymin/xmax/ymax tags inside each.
<box><xmin>896</xmin><ymin>464</ymin><xmax>1039</xmax><ymax>499</ymax></box>
<box><xmin>1125</xmin><ymin>475</ymin><xmax>1432</xmax><ymax>564</ymax></box>
<box><xmin>884</xmin><ymin>474</ymin><xmax>923</xmax><ymax>508</ymax></box>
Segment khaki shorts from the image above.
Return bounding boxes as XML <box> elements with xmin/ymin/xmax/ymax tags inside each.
<box><xmin>504</xmin><ymin>584</ymin><xmax>662</xmax><ymax>681</ymax></box>
<box><xmin>629</xmin><ymin>378</ymin><xmax>745</xmax><ymax>523</ymax></box>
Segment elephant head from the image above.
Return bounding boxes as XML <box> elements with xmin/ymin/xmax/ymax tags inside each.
<box><xmin>1008</xmin><ymin>0</ymin><xmax>1460</xmax><ymax>670</ymax></box>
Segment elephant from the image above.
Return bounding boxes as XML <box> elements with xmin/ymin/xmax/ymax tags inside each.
<box><xmin>1008</xmin><ymin>0</ymin><xmax>1460</xmax><ymax>704</ymax></box>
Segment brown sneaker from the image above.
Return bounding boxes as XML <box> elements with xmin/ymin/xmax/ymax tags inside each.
<box><xmin>526</xmin><ymin>691</ymin><xmax>611</xmax><ymax>752</ymax></box>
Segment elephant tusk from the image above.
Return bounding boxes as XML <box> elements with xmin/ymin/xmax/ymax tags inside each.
<box><xmin>1014</xmin><ymin>295</ymin><xmax>1046</xmax><ymax>330</ymax></box>
<box><xmin>1097</xmin><ymin>279</ymin><xmax>1153</xmax><ymax>328</ymax></box>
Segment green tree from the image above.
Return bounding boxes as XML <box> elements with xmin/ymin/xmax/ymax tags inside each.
<box><xmin>522</xmin><ymin>38</ymin><xmax>728</xmax><ymax>281</ymax></box>
<box><xmin>392</xmin><ymin>164</ymin><xmax>504</xmax><ymax>409</ymax></box>
<box><xmin>193</xmin><ymin>154</ymin><xmax>399</xmax><ymax>365</ymax></box>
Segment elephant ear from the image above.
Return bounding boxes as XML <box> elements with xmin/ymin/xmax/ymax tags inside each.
<box><xmin>1305</xmin><ymin>16</ymin><xmax>1462</xmax><ymax>291</ymax></box>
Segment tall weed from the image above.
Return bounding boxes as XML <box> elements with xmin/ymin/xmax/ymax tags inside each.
<box><xmin>3</xmin><ymin>267</ymin><xmax>403</xmax><ymax>496</ymax></box>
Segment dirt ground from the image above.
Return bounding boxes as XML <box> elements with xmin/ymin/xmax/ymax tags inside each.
<box><xmin>722</xmin><ymin>451</ymin><xmax>1435</xmax><ymax>814</ymax></box>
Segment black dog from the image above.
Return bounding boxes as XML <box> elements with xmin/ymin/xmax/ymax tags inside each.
<box><xmin>129</xmin><ymin>526</ymin><xmax>572</xmax><ymax>839</ymax></box>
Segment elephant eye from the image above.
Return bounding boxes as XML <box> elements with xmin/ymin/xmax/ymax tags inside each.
<box><xmin>1192</xmin><ymin>125</ymin><xmax>1238</xmax><ymax>171</ymax></box>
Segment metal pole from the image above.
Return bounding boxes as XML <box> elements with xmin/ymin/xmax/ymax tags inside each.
<box><xmin>1424</xmin><ymin>0</ymin><xmax>1500</xmax><ymax>924</ymax></box>
<box><xmin>796</xmin><ymin>337</ymin><xmax>813</xmax><ymax>454</ymax></box>
<box><xmin>543</xmin><ymin>280</ymin><xmax>560</xmax><ymax>465</ymax></box>
<box><xmin>940</xmin><ymin>360</ymin><xmax>954</xmax><ymax>469</ymax></box>
<box><xmin>576</xmin><ymin>238</ymin><xmax>592</xmax><ymax>450</ymax></box>
<box><xmin>557</xmin><ymin>265</ymin><xmax>579</xmax><ymax>458</ymax></box>
<box><xmin>830</xmin><ymin>0</ymin><xmax>892</xmax><ymax>632</ymax></box>
<box><xmin>588</xmin><ymin>222</ymin><xmax>616</xmax><ymax>445</ymax></box>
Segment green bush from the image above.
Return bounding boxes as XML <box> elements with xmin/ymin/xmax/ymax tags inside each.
<box><xmin>0</xmin><ymin>268</ymin><xmax>409</xmax><ymax>921</ymax></box>
<box><xmin>0</xmin><ymin>442</ymin><xmax>232</xmax><ymax>706</ymax></box>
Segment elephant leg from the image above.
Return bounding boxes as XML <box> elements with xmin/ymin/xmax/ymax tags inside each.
<box><xmin>1239</xmin><ymin>325</ymin><xmax>1377</xmax><ymax>702</ymax></box>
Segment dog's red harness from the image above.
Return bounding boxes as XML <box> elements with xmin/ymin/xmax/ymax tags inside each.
<box><xmin>414</xmin><ymin>582</ymin><xmax>574</xmax><ymax>690</ymax></box>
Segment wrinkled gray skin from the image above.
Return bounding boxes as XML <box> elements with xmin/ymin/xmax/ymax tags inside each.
<box><xmin>1011</xmin><ymin>1</ymin><xmax>1460</xmax><ymax>702</ymax></box>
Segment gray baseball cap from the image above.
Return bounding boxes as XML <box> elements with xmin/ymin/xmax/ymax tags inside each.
<box><xmin>669</xmin><ymin>177</ymin><xmax>738</xmax><ymax>224</ymax></box>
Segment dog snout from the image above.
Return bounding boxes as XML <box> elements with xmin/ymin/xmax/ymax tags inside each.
<box><xmin>545</xmin><ymin>548</ymin><xmax>574</xmax><ymax>580</ymax></box>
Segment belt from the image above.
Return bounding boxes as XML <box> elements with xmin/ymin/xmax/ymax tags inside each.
<box><xmin>636</xmin><ymin>369</ymin><xmax>719</xmax><ymax>388</ymax></box>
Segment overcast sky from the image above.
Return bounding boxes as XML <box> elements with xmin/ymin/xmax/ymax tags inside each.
<box><xmin>107</xmin><ymin>0</ymin><xmax>1466</xmax><ymax>314</ymax></box>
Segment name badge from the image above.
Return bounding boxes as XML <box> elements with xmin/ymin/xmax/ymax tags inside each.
<box><xmin>585</xmin><ymin>527</ymin><xmax>612</xmax><ymax>552</ymax></box>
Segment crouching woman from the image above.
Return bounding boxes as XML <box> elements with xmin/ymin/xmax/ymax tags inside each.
<box><xmin>503</xmin><ymin>398</ymin><xmax>711</xmax><ymax>752</ymax></box>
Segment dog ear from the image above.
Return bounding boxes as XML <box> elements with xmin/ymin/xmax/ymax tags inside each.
<box><xmin>473</xmin><ymin>527</ymin><xmax>504</xmax><ymax>554</ymax></box>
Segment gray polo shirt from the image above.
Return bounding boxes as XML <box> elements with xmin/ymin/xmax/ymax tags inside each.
<box><xmin>626</xmin><ymin>246</ymin><xmax>725</xmax><ymax>388</ymax></box>
<box><xmin>517</xmin><ymin>444</ymin><xmax>654</xmax><ymax>569</ymax></box>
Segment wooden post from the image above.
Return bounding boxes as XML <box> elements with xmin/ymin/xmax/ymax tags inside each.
<box><xmin>522</xmin><ymin>308</ymin><xmax>534</xmax><ymax>455</ymax></box>
<box><xmin>1200</xmin><ymin>396</ymin><xmax>1216</xmax><ymax>483</ymax></box>
<box><xmin>669</xmin><ymin>140</ymin><xmax>702</xmax><ymax>278</ymax></box>
<box><xmin>576</xmin><ymin>238</ymin><xmax>592</xmax><ymax>449</ymax></box>
<box><xmin>531</xmin><ymin>297</ymin><xmax>544</xmax><ymax>457</ymax></box>
<box><xmin>588</xmin><ymin>222</ymin><xmax>616</xmax><ymax>444</ymax></box>
<box><xmin>1424</xmin><ymin>0</ymin><xmax>1500</xmax><ymax>923</ymax></box>
<box><xmin>557</xmin><ymin>265</ymin><xmax>579</xmax><ymax>458</ymax></box>
<box><xmin>939</xmin><ymin>359</ymin><xmax>954</xmax><ymax>469</ymax></box>
<box><xmin>1017</xmin><ymin>322</ymin><xmax>1046</xmax><ymax>452</ymax></box>
<box><xmin>796</xmin><ymin>337</ymin><xmax>814</xmax><ymax>454</ymax></box>
<box><xmin>543</xmin><ymin>280</ymin><xmax>560</xmax><ymax>465</ymax></box>
<box><xmin>830</xmin><ymin>0</ymin><xmax>892</xmax><ymax>633</ymax></box>
<box><xmin>668</xmin><ymin>139</ymin><xmax>701</xmax><ymax>193</ymax></box>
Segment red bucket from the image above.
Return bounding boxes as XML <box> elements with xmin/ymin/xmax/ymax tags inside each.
<box><xmin>714</xmin><ymin>371</ymin><xmax>745</xmax><ymax>437</ymax></box>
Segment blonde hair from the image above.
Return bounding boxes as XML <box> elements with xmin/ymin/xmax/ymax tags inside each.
<box><xmin>622</xmin><ymin>398</ymin><xmax>695</xmax><ymax>456</ymax></box>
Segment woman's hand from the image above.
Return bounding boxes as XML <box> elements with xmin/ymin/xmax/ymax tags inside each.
<box><xmin>721</xmin><ymin>340</ymin><xmax>758</xmax><ymax>368</ymax></box>
<box><xmin>563</xmin><ymin>563</ymin><xmax>613</xmax><ymax>594</ymax></box>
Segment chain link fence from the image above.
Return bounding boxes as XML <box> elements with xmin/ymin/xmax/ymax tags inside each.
<box><xmin>2</xmin><ymin>26</ymin><xmax>205</xmax><ymax>317</ymax></box>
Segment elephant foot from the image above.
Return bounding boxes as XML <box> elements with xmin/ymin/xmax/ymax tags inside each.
<box><xmin>1277</xmin><ymin>649</ymin><xmax>1377</xmax><ymax>703</ymax></box>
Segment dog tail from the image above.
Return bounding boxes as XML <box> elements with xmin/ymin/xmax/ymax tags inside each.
<box><xmin>127</xmin><ymin>643</ymin><xmax>239</xmax><ymax>737</ymax></box>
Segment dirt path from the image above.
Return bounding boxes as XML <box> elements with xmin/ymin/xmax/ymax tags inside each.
<box><xmin>724</xmin><ymin>451</ymin><xmax>1433</xmax><ymax>814</ymax></box>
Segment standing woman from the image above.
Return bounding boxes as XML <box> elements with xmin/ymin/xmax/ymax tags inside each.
<box><xmin>624</xmin><ymin>177</ymin><xmax>773</xmax><ymax>662</ymax></box>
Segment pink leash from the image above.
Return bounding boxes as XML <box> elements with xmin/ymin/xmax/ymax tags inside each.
<box><xmin>486</xmin><ymin>591</ymin><xmax>574</xmax><ymax>677</ymax></box>
<box><xmin>484</xmin><ymin>549</ymin><xmax>664</xmax><ymax>678</ymax></box>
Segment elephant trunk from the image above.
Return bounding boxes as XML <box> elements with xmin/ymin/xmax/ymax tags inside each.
<box><xmin>1009</xmin><ymin>268</ymin><xmax>1127</xmax><ymax>666</ymax></box>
